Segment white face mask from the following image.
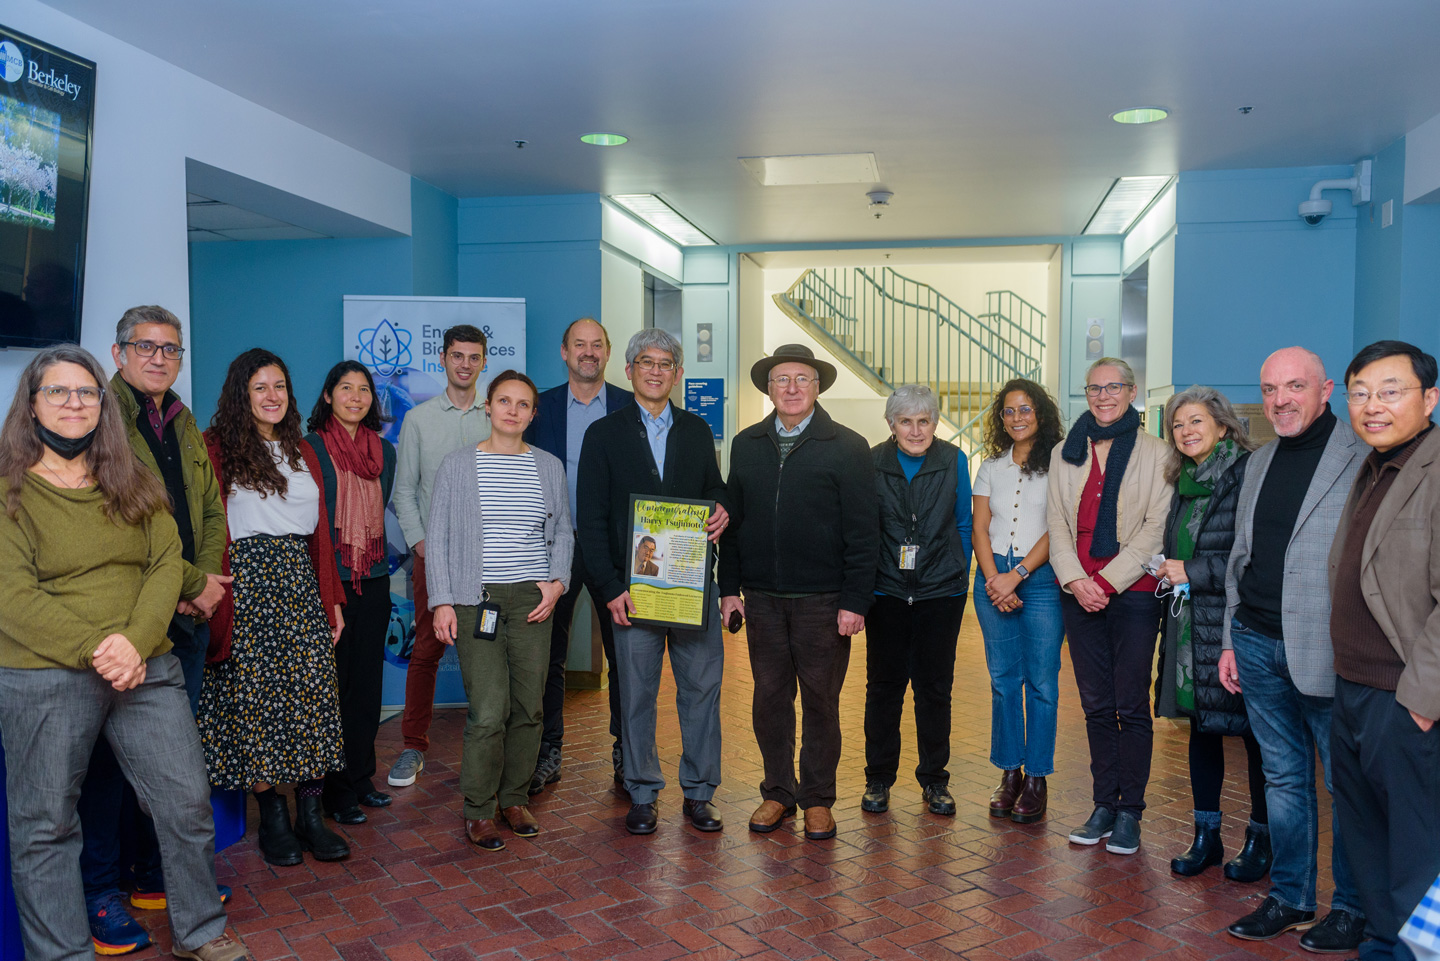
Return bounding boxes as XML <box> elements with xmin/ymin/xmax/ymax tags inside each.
<box><xmin>1144</xmin><ymin>552</ymin><xmax>1191</xmax><ymax>617</ymax></box>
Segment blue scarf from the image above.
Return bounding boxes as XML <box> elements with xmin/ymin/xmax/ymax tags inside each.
<box><xmin>1061</xmin><ymin>405</ymin><xmax>1141</xmax><ymax>558</ymax></box>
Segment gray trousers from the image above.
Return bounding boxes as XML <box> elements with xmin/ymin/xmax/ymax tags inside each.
<box><xmin>0</xmin><ymin>655</ymin><xmax>226</xmax><ymax>961</ymax></box>
<box><xmin>613</xmin><ymin>605</ymin><xmax>724</xmax><ymax>804</ymax></box>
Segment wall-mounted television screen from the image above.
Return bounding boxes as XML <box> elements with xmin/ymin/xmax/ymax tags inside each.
<box><xmin>0</xmin><ymin>25</ymin><xmax>95</xmax><ymax>349</ymax></box>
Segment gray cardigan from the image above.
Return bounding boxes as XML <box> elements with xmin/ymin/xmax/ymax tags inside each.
<box><xmin>1223</xmin><ymin>417</ymin><xmax>1366</xmax><ymax>697</ymax></box>
<box><xmin>424</xmin><ymin>444</ymin><xmax>574</xmax><ymax>609</ymax></box>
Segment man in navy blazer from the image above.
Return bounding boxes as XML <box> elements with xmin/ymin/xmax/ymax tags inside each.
<box><xmin>523</xmin><ymin>317</ymin><xmax>633</xmax><ymax>793</ymax></box>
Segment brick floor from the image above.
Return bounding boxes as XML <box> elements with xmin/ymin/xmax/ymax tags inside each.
<box><xmin>126</xmin><ymin>616</ymin><xmax>1340</xmax><ymax>960</ymax></box>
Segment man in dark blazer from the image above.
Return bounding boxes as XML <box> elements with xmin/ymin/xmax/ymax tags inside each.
<box><xmin>523</xmin><ymin>317</ymin><xmax>633</xmax><ymax>793</ymax></box>
<box><xmin>577</xmin><ymin>328</ymin><xmax>729</xmax><ymax>835</ymax></box>
<box><xmin>1328</xmin><ymin>340</ymin><xmax>1440</xmax><ymax>961</ymax></box>
<box><xmin>1222</xmin><ymin>346</ymin><xmax>1367</xmax><ymax>953</ymax></box>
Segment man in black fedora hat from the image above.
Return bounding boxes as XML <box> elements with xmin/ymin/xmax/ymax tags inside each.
<box><xmin>719</xmin><ymin>344</ymin><xmax>879</xmax><ymax>841</ymax></box>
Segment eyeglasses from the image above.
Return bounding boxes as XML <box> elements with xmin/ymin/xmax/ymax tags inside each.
<box><xmin>120</xmin><ymin>340</ymin><xmax>185</xmax><ymax>359</ymax></box>
<box><xmin>35</xmin><ymin>385</ymin><xmax>104</xmax><ymax>407</ymax></box>
<box><xmin>1344</xmin><ymin>386</ymin><xmax>1425</xmax><ymax>406</ymax></box>
<box><xmin>770</xmin><ymin>374</ymin><xmax>815</xmax><ymax>389</ymax></box>
<box><xmin>1001</xmin><ymin>406</ymin><xmax>1035</xmax><ymax>418</ymax></box>
<box><xmin>633</xmin><ymin>357</ymin><xmax>677</xmax><ymax>372</ymax></box>
<box><xmin>1084</xmin><ymin>382</ymin><xmax>1129</xmax><ymax>397</ymax></box>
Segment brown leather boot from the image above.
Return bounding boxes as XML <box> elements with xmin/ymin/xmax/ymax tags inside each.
<box><xmin>1010</xmin><ymin>775</ymin><xmax>1047</xmax><ymax>824</ymax></box>
<box><xmin>500</xmin><ymin>805</ymin><xmax>540</xmax><ymax>838</ymax></box>
<box><xmin>464</xmin><ymin>818</ymin><xmax>505</xmax><ymax>851</ymax></box>
<box><xmin>988</xmin><ymin>768</ymin><xmax>1025</xmax><ymax>818</ymax></box>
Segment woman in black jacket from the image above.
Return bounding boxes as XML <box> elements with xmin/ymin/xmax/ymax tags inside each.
<box><xmin>1154</xmin><ymin>386</ymin><xmax>1269</xmax><ymax>881</ymax></box>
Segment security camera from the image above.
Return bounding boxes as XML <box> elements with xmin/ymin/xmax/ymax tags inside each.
<box><xmin>1299</xmin><ymin>198</ymin><xmax>1331</xmax><ymax>226</ymax></box>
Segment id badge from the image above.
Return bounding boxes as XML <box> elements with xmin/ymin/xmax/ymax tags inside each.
<box><xmin>899</xmin><ymin>545</ymin><xmax>918</xmax><ymax>570</ymax></box>
<box><xmin>473</xmin><ymin>602</ymin><xmax>501</xmax><ymax>641</ymax></box>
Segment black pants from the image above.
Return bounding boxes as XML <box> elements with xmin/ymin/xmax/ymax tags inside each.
<box><xmin>540</xmin><ymin>541</ymin><xmax>621</xmax><ymax>754</ymax></box>
<box><xmin>323</xmin><ymin>575</ymin><xmax>389</xmax><ymax>811</ymax></box>
<box><xmin>1333</xmin><ymin>676</ymin><xmax>1440</xmax><ymax>959</ymax></box>
<box><xmin>863</xmin><ymin>594</ymin><xmax>966</xmax><ymax>788</ymax></box>
<box><xmin>1061</xmin><ymin>590</ymin><xmax>1161</xmax><ymax>817</ymax></box>
<box><xmin>1189</xmin><ymin>726</ymin><xmax>1268</xmax><ymax>821</ymax></box>
<box><xmin>746</xmin><ymin>592</ymin><xmax>850</xmax><ymax>809</ymax></box>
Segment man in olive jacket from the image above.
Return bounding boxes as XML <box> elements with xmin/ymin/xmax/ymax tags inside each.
<box><xmin>77</xmin><ymin>306</ymin><xmax>230</xmax><ymax>955</ymax></box>
<box><xmin>719</xmin><ymin>344</ymin><xmax>879</xmax><ymax>842</ymax></box>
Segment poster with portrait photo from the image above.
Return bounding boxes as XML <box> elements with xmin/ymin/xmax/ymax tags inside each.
<box><xmin>627</xmin><ymin>494</ymin><xmax>714</xmax><ymax>631</ymax></box>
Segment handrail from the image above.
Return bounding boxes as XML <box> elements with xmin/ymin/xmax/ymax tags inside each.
<box><xmin>774</xmin><ymin>264</ymin><xmax>1046</xmax><ymax>455</ymax></box>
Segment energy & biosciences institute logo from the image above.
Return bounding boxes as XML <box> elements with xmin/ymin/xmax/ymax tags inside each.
<box><xmin>0</xmin><ymin>41</ymin><xmax>23</xmax><ymax>84</ymax></box>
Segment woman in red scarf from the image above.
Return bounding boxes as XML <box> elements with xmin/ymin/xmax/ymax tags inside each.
<box><xmin>306</xmin><ymin>361</ymin><xmax>397</xmax><ymax>825</ymax></box>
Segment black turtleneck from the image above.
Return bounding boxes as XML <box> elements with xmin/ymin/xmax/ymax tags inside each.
<box><xmin>1236</xmin><ymin>407</ymin><xmax>1338</xmax><ymax>639</ymax></box>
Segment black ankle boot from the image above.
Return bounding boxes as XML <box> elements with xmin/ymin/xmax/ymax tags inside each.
<box><xmin>293</xmin><ymin>794</ymin><xmax>351</xmax><ymax>861</ymax></box>
<box><xmin>255</xmin><ymin>791</ymin><xmax>303</xmax><ymax>866</ymax></box>
<box><xmin>1170</xmin><ymin>821</ymin><xmax>1224</xmax><ymax>876</ymax></box>
<box><xmin>1223</xmin><ymin>824</ymin><xmax>1272</xmax><ymax>882</ymax></box>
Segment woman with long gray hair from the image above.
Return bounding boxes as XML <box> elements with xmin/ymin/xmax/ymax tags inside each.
<box><xmin>1153</xmin><ymin>386</ymin><xmax>1270</xmax><ymax>881</ymax></box>
<box><xmin>861</xmin><ymin>384</ymin><xmax>972</xmax><ymax>818</ymax></box>
<box><xmin>0</xmin><ymin>346</ymin><xmax>244</xmax><ymax>961</ymax></box>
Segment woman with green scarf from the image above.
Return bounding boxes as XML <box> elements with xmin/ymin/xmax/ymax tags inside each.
<box><xmin>1154</xmin><ymin>386</ymin><xmax>1268</xmax><ymax>882</ymax></box>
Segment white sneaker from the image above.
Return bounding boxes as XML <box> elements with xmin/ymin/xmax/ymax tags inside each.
<box><xmin>387</xmin><ymin>749</ymin><xmax>424</xmax><ymax>787</ymax></box>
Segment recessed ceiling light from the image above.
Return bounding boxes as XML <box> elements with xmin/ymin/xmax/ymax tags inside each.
<box><xmin>1111</xmin><ymin>107</ymin><xmax>1168</xmax><ymax>125</ymax></box>
<box><xmin>1083</xmin><ymin>176</ymin><xmax>1172</xmax><ymax>234</ymax></box>
<box><xmin>581</xmin><ymin>132</ymin><xmax>628</xmax><ymax>146</ymax></box>
<box><xmin>609</xmin><ymin>194</ymin><xmax>715</xmax><ymax>246</ymax></box>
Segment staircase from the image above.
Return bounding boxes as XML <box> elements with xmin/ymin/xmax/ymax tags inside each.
<box><xmin>773</xmin><ymin>267</ymin><xmax>1045</xmax><ymax>454</ymax></box>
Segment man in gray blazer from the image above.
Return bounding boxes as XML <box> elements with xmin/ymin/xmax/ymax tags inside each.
<box><xmin>1328</xmin><ymin>340</ymin><xmax>1440</xmax><ymax>961</ymax></box>
<box><xmin>1220</xmin><ymin>346</ymin><xmax>1367</xmax><ymax>953</ymax></box>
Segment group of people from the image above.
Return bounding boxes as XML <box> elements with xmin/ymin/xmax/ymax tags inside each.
<box><xmin>0</xmin><ymin>304</ymin><xmax>1435</xmax><ymax>961</ymax></box>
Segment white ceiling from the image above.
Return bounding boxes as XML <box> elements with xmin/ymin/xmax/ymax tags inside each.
<box><xmin>47</xmin><ymin>0</ymin><xmax>1440</xmax><ymax>245</ymax></box>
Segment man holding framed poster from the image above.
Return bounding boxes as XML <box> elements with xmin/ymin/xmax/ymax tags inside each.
<box><xmin>577</xmin><ymin>329</ymin><xmax>729</xmax><ymax>836</ymax></box>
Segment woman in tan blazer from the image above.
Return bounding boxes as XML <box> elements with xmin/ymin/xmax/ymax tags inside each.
<box><xmin>1046</xmin><ymin>357</ymin><xmax>1172</xmax><ymax>856</ymax></box>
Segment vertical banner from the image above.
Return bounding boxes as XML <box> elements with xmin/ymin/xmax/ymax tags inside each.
<box><xmin>343</xmin><ymin>296</ymin><xmax>526</xmax><ymax>707</ymax></box>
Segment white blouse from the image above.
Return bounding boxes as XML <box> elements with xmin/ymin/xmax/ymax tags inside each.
<box><xmin>226</xmin><ymin>441</ymin><xmax>320</xmax><ymax>539</ymax></box>
<box><xmin>973</xmin><ymin>450</ymin><xmax>1050</xmax><ymax>558</ymax></box>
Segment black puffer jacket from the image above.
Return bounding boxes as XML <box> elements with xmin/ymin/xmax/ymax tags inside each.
<box><xmin>1155</xmin><ymin>452</ymin><xmax>1251</xmax><ymax>735</ymax></box>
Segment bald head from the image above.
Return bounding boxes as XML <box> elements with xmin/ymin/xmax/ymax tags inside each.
<box><xmin>1260</xmin><ymin>346</ymin><xmax>1334</xmax><ymax>437</ymax></box>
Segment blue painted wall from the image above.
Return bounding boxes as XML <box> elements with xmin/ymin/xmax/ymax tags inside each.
<box><xmin>188</xmin><ymin>177</ymin><xmax>466</xmax><ymax>425</ymax></box>
<box><xmin>411</xmin><ymin>179</ymin><xmax>458</xmax><ymax>297</ymax></box>
<box><xmin>457</xmin><ymin>194</ymin><xmax>603</xmax><ymax>390</ymax></box>
<box><xmin>1172</xmin><ymin>166</ymin><xmax>1358</xmax><ymax>403</ymax></box>
<box><xmin>1353</xmin><ymin>136</ymin><xmax>1440</xmax><ymax>362</ymax></box>
<box><xmin>189</xmin><ymin>236</ymin><xmax>413</xmax><ymax>426</ymax></box>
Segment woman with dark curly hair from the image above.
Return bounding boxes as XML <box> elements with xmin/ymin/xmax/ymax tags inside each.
<box><xmin>971</xmin><ymin>378</ymin><xmax>1065</xmax><ymax>823</ymax></box>
<box><xmin>304</xmin><ymin>361</ymin><xmax>397</xmax><ymax>825</ymax></box>
<box><xmin>197</xmin><ymin>348</ymin><xmax>350</xmax><ymax>867</ymax></box>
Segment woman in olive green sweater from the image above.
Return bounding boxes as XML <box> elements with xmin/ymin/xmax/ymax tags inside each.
<box><xmin>0</xmin><ymin>346</ymin><xmax>245</xmax><ymax>961</ymax></box>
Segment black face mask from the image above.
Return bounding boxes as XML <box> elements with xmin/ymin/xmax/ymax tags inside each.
<box><xmin>34</xmin><ymin>420</ymin><xmax>98</xmax><ymax>460</ymax></box>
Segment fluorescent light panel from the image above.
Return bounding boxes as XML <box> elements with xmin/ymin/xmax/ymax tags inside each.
<box><xmin>739</xmin><ymin>153</ymin><xmax>879</xmax><ymax>186</ymax></box>
<box><xmin>1083</xmin><ymin>176</ymin><xmax>1172</xmax><ymax>235</ymax></box>
<box><xmin>609</xmin><ymin>194</ymin><xmax>716</xmax><ymax>246</ymax></box>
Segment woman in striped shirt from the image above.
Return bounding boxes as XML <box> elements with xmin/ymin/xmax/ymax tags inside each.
<box><xmin>424</xmin><ymin>370</ymin><xmax>573</xmax><ymax>852</ymax></box>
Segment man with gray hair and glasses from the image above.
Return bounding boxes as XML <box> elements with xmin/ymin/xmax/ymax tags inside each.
<box><xmin>75</xmin><ymin>305</ymin><xmax>231</xmax><ymax>954</ymax></box>
<box><xmin>577</xmin><ymin>329</ymin><xmax>729</xmax><ymax>835</ymax></box>
<box><xmin>720</xmin><ymin>344</ymin><xmax>879</xmax><ymax>842</ymax></box>
<box><xmin>1221</xmin><ymin>346</ymin><xmax>1367</xmax><ymax>953</ymax></box>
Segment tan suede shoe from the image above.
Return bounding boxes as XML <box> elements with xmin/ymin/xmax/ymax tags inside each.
<box><xmin>803</xmin><ymin>806</ymin><xmax>837</xmax><ymax>840</ymax></box>
<box><xmin>748</xmin><ymin>799</ymin><xmax>797</xmax><ymax>833</ymax></box>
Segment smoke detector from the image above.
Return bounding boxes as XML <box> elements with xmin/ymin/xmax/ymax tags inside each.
<box><xmin>867</xmin><ymin>190</ymin><xmax>894</xmax><ymax>218</ymax></box>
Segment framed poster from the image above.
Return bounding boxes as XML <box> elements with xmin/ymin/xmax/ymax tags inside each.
<box><xmin>627</xmin><ymin>494</ymin><xmax>715</xmax><ymax>631</ymax></box>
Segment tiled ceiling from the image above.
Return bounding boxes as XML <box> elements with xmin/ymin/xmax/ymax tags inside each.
<box><xmin>186</xmin><ymin>193</ymin><xmax>329</xmax><ymax>243</ymax></box>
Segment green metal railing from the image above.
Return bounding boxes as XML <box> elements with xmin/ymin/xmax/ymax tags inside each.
<box><xmin>773</xmin><ymin>266</ymin><xmax>1045</xmax><ymax>452</ymax></box>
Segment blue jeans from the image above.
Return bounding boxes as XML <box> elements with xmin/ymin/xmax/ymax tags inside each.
<box><xmin>1231</xmin><ymin>619</ymin><xmax>1362</xmax><ymax>915</ymax></box>
<box><xmin>973</xmin><ymin>555</ymin><xmax>1064</xmax><ymax>776</ymax></box>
